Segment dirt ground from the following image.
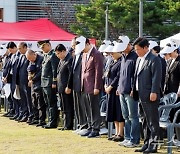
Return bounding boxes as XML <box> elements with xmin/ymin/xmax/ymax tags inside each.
<box><xmin>0</xmin><ymin>112</ymin><xmax>179</xmax><ymax>154</ymax></box>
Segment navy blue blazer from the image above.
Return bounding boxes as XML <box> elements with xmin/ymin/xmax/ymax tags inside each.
<box><xmin>67</xmin><ymin>53</ymin><xmax>82</xmax><ymax>92</ymax></box>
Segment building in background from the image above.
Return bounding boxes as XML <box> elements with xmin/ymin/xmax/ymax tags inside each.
<box><xmin>0</xmin><ymin>0</ymin><xmax>90</xmax><ymax>32</ymax></box>
<box><xmin>17</xmin><ymin>0</ymin><xmax>90</xmax><ymax>31</ymax></box>
<box><xmin>0</xmin><ymin>0</ymin><xmax>16</xmax><ymax>22</ymax></box>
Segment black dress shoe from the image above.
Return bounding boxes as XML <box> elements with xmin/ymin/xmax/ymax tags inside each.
<box><xmin>5</xmin><ymin>113</ymin><xmax>14</xmax><ymax>117</ymax></box>
<box><xmin>36</xmin><ymin>122</ymin><xmax>46</xmax><ymax>127</ymax></box>
<box><xmin>58</xmin><ymin>127</ymin><xmax>73</xmax><ymax>131</ymax></box>
<box><xmin>112</xmin><ymin>135</ymin><xmax>124</xmax><ymax>142</ymax></box>
<box><xmin>26</xmin><ymin>118</ymin><xmax>33</xmax><ymax>124</ymax></box>
<box><xmin>29</xmin><ymin>120</ymin><xmax>39</xmax><ymax>125</ymax></box>
<box><xmin>15</xmin><ymin>115</ymin><xmax>23</xmax><ymax>121</ymax></box>
<box><xmin>143</xmin><ymin>148</ymin><xmax>157</xmax><ymax>153</ymax></box>
<box><xmin>2</xmin><ymin>112</ymin><xmax>10</xmax><ymax>117</ymax></box>
<box><xmin>9</xmin><ymin>114</ymin><xmax>19</xmax><ymax>120</ymax></box>
<box><xmin>19</xmin><ymin>117</ymin><xmax>28</xmax><ymax>122</ymax></box>
<box><xmin>135</xmin><ymin>144</ymin><xmax>148</xmax><ymax>152</ymax></box>
<box><xmin>43</xmin><ymin>125</ymin><xmax>57</xmax><ymax>129</ymax></box>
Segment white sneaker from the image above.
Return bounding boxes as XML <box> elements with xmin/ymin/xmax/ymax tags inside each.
<box><xmin>72</xmin><ymin>129</ymin><xmax>80</xmax><ymax>134</ymax></box>
<box><xmin>124</xmin><ymin>141</ymin><xmax>139</xmax><ymax>148</ymax></box>
<box><xmin>118</xmin><ymin>139</ymin><xmax>130</xmax><ymax>146</ymax></box>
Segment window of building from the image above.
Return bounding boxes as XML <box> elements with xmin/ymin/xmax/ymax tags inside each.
<box><xmin>0</xmin><ymin>8</ymin><xmax>3</xmax><ymax>22</ymax></box>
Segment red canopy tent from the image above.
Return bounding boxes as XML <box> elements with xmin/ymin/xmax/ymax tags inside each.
<box><xmin>0</xmin><ymin>18</ymin><xmax>75</xmax><ymax>41</ymax></box>
<box><xmin>0</xmin><ymin>18</ymin><xmax>96</xmax><ymax>50</ymax></box>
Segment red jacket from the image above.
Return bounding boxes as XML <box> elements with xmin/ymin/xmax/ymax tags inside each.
<box><xmin>81</xmin><ymin>47</ymin><xmax>104</xmax><ymax>94</ymax></box>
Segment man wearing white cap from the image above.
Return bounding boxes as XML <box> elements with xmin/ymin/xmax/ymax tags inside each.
<box><xmin>66</xmin><ymin>37</ymin><xmax>88</xmax><ymax>132</ymax></box>
<box><xmin>75</xmin><ymin>36</ymin><xmax>104</xmax><ymax>138</ymax></box>
<box><xmin>115</xmin><ymin>36</ymin><xmax>140</xmax><ymax>148</ymax></box>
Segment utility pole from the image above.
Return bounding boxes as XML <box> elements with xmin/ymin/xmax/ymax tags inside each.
<box><xmin>139</xmin><ymin>0</ymin><xmax>143</xmax><ymax>37</ymax></box>
<box><xmin>105</xmin><ymin>2</ymin><xmax>110</xmax><ymax>40</ymax></box>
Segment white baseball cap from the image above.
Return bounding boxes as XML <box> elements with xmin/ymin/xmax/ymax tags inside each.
<box><xmin>112</xmin><ymin>35</ymin><xmax>130</xmax><ymax>52</ymax></box>
<box><xmin>160</xmin><ymin>41</ymin><xmax>178</xmax><ymax>54</ymax></box>
<box><xmin>149</xmin><ymin>40</ymin><xmax>158</xmax><ymax>50</ymax></box>
<box><xmin>75</xmin><ymin>36</ymin><xmax>86</xmax><ymax>54</ymax></box>
<box><xmin>0</xmin><ymin>44</ymin><xmax>7</xmax><ymax>56</ymax></box>
<box><xmin>98</xmin><ymin>40</ymin><xmax>111</xmax><ymax>52</ymax></box>
<box><xmin>104</xmin><ymin>41</ymin><xmax>117</xmax><ymax>52</ymax></box>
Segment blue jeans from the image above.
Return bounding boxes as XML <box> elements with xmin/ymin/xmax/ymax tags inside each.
<box><xmin>119</xmin><ymin>94</ymin><xmax>140</xmax><ymax>144</ymax></box>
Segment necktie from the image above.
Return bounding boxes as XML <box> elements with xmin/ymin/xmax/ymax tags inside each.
<box><xmin>135</xmin><ymin>59</ymin><xmax>141</xmax><ymax>91</ymax></box>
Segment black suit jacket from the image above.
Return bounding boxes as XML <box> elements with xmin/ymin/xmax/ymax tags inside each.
<box><xmin>41</xmin><ymin>49</ymin><xmax>59</xmax><ymax>88</ymax></box>
<box><xmin>133</xmin><ymin>52</ymin><xmax>162</xmax><ymax>102</ymax></box>
<box><xmin>67</xmin><ymin>53</ymin><xmax>82</xmax><ymax>92</ymax></box>
<box><xmin>16</xmin><ymin>54</ymin><xmax>29</xmax><ymax>86</ymax></box>
<box><xmin>158</xmin><ymin>55</ymin><xmax>166</xmax><ymax>95</ymax></box>
<box><xmin>5</xmin><ymin>52</ymin><xmax>21</xmax><ymax>91</ymax></box>
<box><xmin>57</xmin><ymin>53</ymin><xmax>73</xmax><ymax>93</ymax></box>
<box><xmin>165</xmin><ymin>55</ymin><xmax>180</xmax><ymax>94</ymax></box>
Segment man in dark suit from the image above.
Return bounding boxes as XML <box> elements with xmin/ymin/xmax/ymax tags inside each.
<box><xmin>55</xmin><ymin>44</ymin><xmax>74</xmax><ymax>130</ymax></box>
<box><xmin>37</xmin><ymin>39</ymin><xmax>59</xmax><ymax>129</ymax></box>
<box><xmin>2</xmin><ymin>43</ymin><xmax>13</xmax><ymax>117</ymax></box>
<box><xmin>76</xmin><ymin>36</ymin><xmax>104</xmax><ymax>138</ymax></box>
<box><xmin>26</xmin><ymin>49</ymin><xmax>46</xmax><ymax>126</ymax></box>
<box><xmin>16</xmin><ymin>42</ymin><xmax>33</xmax><ymax>123</ymax></box>
<box><xmin>133</xmin><ymin>37</ymin><xmax>162</xmax><ymax>153</ymax></box>
<box><xmin>3</xmin><ymin>42</ymin><xmax>20</xmax><ymax>119</ymax></box>
<box><xmin>66</xmin><ymin>38</ymin><xmax>88</xmax><ymax>132</ymax></box>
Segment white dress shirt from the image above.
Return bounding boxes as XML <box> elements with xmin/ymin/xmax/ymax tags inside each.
<box><xmin>136</xmin><ymin>50</ymin><xmax>150</xmax><ymax>91</ymax></box>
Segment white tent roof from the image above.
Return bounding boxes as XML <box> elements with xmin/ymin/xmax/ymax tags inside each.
<box><xmin>160</xmin><ymin>33</ymin><xmax>180</xmax><ymax>47</ymax></box>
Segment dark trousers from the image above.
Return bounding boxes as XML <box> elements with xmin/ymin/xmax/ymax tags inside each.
<box><xmin>59</xmin><ymin>92</ymin><xmax>74</xmax><ymax>129</ymax></box>
<box><xmin>10</xmin><ymin>93</ymin><xmax>19</xmax><ymax>116</ymax></box>
<box><xmin>19</xmin><ymin>84</ymin><xmax>32</xmax><ymax>118</ymax></box>
<box><xmin>73</xmin><ymin>91</ymin><xmax>87</xmax><ymax>129</ymax></box>
<box><xmin>81</xmin><ymin>92</ymin><xmax>101</xmax><ymax>132</ymax></box>
<box><xmin>42</xmin><ymin>87</ymin><xmax>58</xmax><ymax>126</ymax></box>
<box><xmin>10</xmin><ymin>83</ymin><xmax>18</xmax><ymax>115</ymax></box>
<box><xmin>31</xmin><ymin>89</ymin><xmax>46</xmax><ymax>123</ymax></box>
<box><xmin>140</xmin><ymin>101</ymin><xmax>159</xmax><ymax>149</ymax></box>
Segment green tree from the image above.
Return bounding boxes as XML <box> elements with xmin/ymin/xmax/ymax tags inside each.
<box><xmin>143</xmin><ymin>0</ymin><xmax>180</xmax><ymax>39</ymax></box>
<box><xmin>71</xmin><ymin>0</ymin><xmax>180</xmax><ymax>41</ymax></box>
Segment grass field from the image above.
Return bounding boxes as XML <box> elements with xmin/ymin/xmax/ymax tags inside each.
<box><xmin>0</xmin><ymin>112</ymin><xmax>179</xmax><ymax>154</ymax></box>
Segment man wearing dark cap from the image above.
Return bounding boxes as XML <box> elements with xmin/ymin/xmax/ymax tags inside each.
<box><xmin>37</xmin><ymin>39</ymin><xmax>59</xmax><ymax>129</ymax></box>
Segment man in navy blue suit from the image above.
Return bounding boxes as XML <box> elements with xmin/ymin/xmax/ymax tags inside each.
<box><xmin>16</xmin><ymin>42</ymin><xmax>33</xmax><ymax>123</ymax></box>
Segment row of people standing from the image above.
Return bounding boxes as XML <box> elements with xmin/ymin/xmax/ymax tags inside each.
<box><xmin>1</xmin><ymin>34</ymin><xmax>179</xmax><ymax>152</ymax></box>
<box><xmin>100</xmin><ymin>36</ymin><xmax>180</xmax><ymax>153</ymax></box>
<box><xmin>3</xmin><ymin>42</ymin><xmax>34</xmax><ymax>123</ymax></box>
<box><xmin>1</xmin><ymin>37</ymin><xmax>105</xmax><ymax>139</ymax></box>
